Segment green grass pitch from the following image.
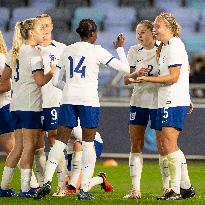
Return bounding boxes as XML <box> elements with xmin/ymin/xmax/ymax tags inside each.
<box><xmin>0</xmin><ymin>159</ymin><xmax>204</xmax><ymax>205</ymax></box>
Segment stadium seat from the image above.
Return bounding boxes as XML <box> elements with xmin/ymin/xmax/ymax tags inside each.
<box><xmin>155</xmin><ymin>0</ymin><xmax>182</xmax><ymax>10</ymax></box>
<box><xmin>54</xmin><ymin>31</ymin><xmax>80</xmax><ymax>45</ymax></box>
<box><xmin>118</xmin><ymin>0</ymin><xmax>152</xmax><ymax>9</ymax></box>
<box><xmin>0</xmin><ymin>7</ymin><xmax>10</xmax><ymax>31</ymax></box>
<box><xmin>46</xmin><ymin>8</ymin><xmax>73</xmax><ymax>32</ymax></box>
<box><xmin>186</xmin><ymin>0</ymin><xmax>205</xmax><ymax>14</ymax></box>
<box><xmin>57</xmin><ymin>0</ymin><xmax>90</xmax><ymax>8</ymax></box>
<box><xmin>137</xmin><ymin>7</ymin><xmax>163</xmax><ymax>22</ymax></box>
<box><xmin>2</xmin><ymin>30</ymin><xmax>14</xmax><ymax>50</ymax></box>
<box><xmin>104</xmin><ymin>7</ymin><xmax>136</xmax><ymax>32</ymax></box>
<box><xmin>169</xmin><ymin>8</ymin><xmax>200</xmax><ymax>32</ymax></box>
<box><xmin>9</xmin><ymin>7</ymin><xmax>42</xmax><ymax>29</ymax></box>
<box><xmin>29</xmin><ymin>2</ymin><xmax>56</xmax><ymax>12</ymax></box>
<box><xmin>0</xmin><ymin>0</ymin><xmax>27</xmax><ymax>9</ymax></box>
<box><xmin>72</xmin><ymin>7</ymin><xmax>105</xmax><ymax>31</ymax></box>
<box><xmin>182</xmin><ymin>32</ymin><xmax>205</xmax><ymax>56</ymax></box>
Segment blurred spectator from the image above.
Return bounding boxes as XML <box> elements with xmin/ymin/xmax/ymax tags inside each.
<box><xmin>190</xmin><ymin>55</ymin><xmax>205</xmax><ymax>97</ymax></box>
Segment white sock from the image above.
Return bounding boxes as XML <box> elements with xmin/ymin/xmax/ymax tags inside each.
<box><xmin>1</xmin><ymin>166</ymin><xmax>15</xmax><ymax>190</ymax></box>
<box><xmin>44</xmin><ymin>140</ymin><xmax>66</xmax><ymax>183</ymax></box>
<box><xmin>30</xmin><ymin>169</ymin><xmax>39</xmax><ymax>188</ymax></box>
<box><xmin>21</xmin><ymin>169</ymin><xmax>32</xmax><ymax>192</ymax></box>
<box><xmin>56</xmin><ymin>155</ymin><xmax>67</xmax><ymax>188</ymax></box>
<box><xmin>167</xmin><ymin>150</ymin><xmax>181</xmax><ymax>194</ymax></box>
<box><xmin>81</xmin><ymin>141</ymin><xmax>96</xmax><ymax>192</ymax></box>
<box><xmin>129</xmin><ymin>152</ymin><xmax>143</xmax><ymax>192</ymax></box>
<box><xmin>179</xmin><ymin>150</ymin><xmax>191</xmax><ymax>189</ymax></box>
<box><xmin>69</xmin><ymin>151</ymin><xmax>82</xmax><ymax>188</ymax></box>
<box><xmin>88</xmin><ymin>176</ymin><xmax>103</xmax><ymax>191</ymax></box>
<box><xmin>159</xmin><ymin>155</ymin><xmax>170</xmax><ymax>191</ymax></box>
<box><xmin>34</xmin><ymin>148</ymin><xmax>46</xmax><ymax>187</ymax></box>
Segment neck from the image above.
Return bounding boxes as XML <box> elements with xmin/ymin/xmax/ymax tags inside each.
<box><xmin>162</xmin><ymin>34</ymin><xmax>174</xmax><ymax>45</ymax></box>
<box><xmin>144</xmin><ymin>41</ymin><xmax>155</xmax><ymax>50</ymax></box>
<box><xmin>25</xmin><ymin>38</ymin><xmax>37</xmax><ymax>46</ymax></box>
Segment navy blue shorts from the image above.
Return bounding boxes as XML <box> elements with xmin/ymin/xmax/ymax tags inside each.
<box><xmin>155</xmin><ymin>106</ymin><xmax>189</xmax><ymax>131</ymax></box>
<box><xmin>0</xmin><ymin>104</ymin><xmax>14</xmax><ymax>134</ymax></box>
<box><xmin>11</xmin><ymin>111</ymin><xmax>43</xmax><ymax>130</ymax></box>
<box><xmin>58</xmin><ymin>104</ymin><xmax>100</xmax><ymax>128</ymax></box>
<box><xmin>42</xmin><ymin>107</ymin><xmax>59</xmax><ymax>131</ymax></box>
<box><xmin>129</xmin><ymin>106</ymin><xmax>157</xmax><ymax>129</ymax></box>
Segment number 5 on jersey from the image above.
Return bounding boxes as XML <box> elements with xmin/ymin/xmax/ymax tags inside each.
<box><xmin>68</xmin><ymin>56</ymin><xmax>86</xmax><ymax>78</ymax></box>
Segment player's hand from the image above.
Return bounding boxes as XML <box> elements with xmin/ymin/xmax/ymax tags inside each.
<box><xmin>113</xmin><ymin>33</ymin><xmax>125</xmax><ymax>48</ymax></box>
<box><xmin>50</xmin><ymin>63</ymin><xmax>56</xmax><ymax>75</ymax></box>
<box><xmin>138</xmin><ymin>68</ymin><xmax>149</xmax><ymax>77</ymax></box>
<box><xmin>188</xmin><ymin>101</ymin><xmax>194</xmax><ymax>114</ymax></box>
<box><xmin>128</xmin><ymin>76</ymin><xmax>146</xmax><ymax>83</ymax></box>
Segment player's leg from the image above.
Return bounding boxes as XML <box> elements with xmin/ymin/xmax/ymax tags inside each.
<box><xmin>0</xmin><ymin>129</ymin><xmax>22</xmax><ymax>197</ymax></box>
<box><xmin>0</xmin><ymin>104</ymin><xmax>15</xmax><ymax>155</ymax></box>
<box><xmin>34</xmin><ymin>104</ymin><xmax>76</xmax><ymax>199</ymax></box>
<box><xmin>34</xmin><ymin>132</ymin><xmax>46</xmax><ymax>187</ymax></box>
<box><xmin>156</xmin><ymin>107</ymin><xmax>189</xmax><ymax>200</ymax></box>
<box><xmin>124</xmin><ymin>107</ymin><xmax>149</xmax><ymax>199</ymax></box>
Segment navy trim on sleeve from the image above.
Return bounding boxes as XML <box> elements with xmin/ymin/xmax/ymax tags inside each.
<box><xmin>5</xmin><ymin>63</ymin><xmax>10</xmax><ymax>68</ymax></box>
<box><xmin>56</xmin><ymin>65</ymin><xmax>61</xmax><ymax>69</ymax></box>
<box><xmin>105</xmin><ymin>57</ymin><xmax>115</xmax><ymax>65</ymax></box>
<box><xmin>168</xmin><ymin>64</ymin><xmax>182</xmax><ymax>69</ymax></box>
<box><xmin>32</xmin><ymin>68</ymin><xmax>44</xmax><ymax>74</ymax></box>
<box><xmin>138</xmin><ymin>47</ymin><xmax>144</xmax><ymax>51</ymax></box>
<box><xmin>50</xmin><ymin>42</ymin><xmax>56</xmax><ymax>47</ymax></box>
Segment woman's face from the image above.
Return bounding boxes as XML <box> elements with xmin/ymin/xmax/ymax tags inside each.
<box><xmin>153</xmin><ymin>17</ymin><xmax>171</xmax><ymax>42</ymax></box>
<box><xmin>31</xmin><ymin>20</ymin><xmax>46</xmax><ymax>44</ymax></box>
<box><xmin>39</xmin><ymin>17</ymin><xmax>53</xmax><ymax>41</ymax></box>
<box><xmin>136</xmin><ymin>24</ymin><xmax>154</xmax><ymax>48</ymax></box>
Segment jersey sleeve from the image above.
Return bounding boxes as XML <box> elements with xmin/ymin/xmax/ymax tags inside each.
<box><xmin>167</xmin><ymin>42</ymin><xmax>183</xmax><ymax>69</ymax></box>
<box><xmin>52</xmin><ymin>52</ymin><xmax>66</xmax><ymax>90</ymax></box>
<box><xmin>30</xmin><ymin>51</ymin><xmax>44</xmax><ymax>73</ymax></box>
<box><xmin>96</xmin><ymin>45</ymin><xmax>129</xmax><ymax>73</ymax></box>
<box><xmin>127</xmin><ymin>46</ymin><xmax>136</xmax><ymax>67</ymax></box>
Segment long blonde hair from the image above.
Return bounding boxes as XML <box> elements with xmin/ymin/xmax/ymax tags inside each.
<box><xmin>0</xmin><ymin>31</ymin><xmax>8</xmax><ymax>56</ymax></box>
<box><xmin>11</xmin><ymin>18</ymin><xmax>38</xmax><ymax>69</ymax></box>
<box><xmin>156</xmin><ymin>12</ymin><xmax>181</xmax><ymax>62</ymax></box>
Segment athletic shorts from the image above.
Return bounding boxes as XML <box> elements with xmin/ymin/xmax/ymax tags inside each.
<box><xmin>0</xmin><ymin>104</ymin><xmax>14</xmax><ymax>134</ymax></box>
<box><xmin>11</xmin><ymin>111</ymin><xmax>42</xmax><ymax>130</ymax></box>
<box><xmin>129</xmin><ymin>106</ymin><xmax>157</xmax><ymax>129</ymax></box>
<box><xmin>42</xmin><ymin>107</ymin><xmax>59</xmax><ymax>131</ymax></box>
<box><xmin>58</xmin><ymin>104</ymin><xmax>100</xmax><ymax>128</ymax></box>
<box><xmin>155</xmin><ymin>106</ymin><xmax>189</xmax><ymax>131</ymax></box>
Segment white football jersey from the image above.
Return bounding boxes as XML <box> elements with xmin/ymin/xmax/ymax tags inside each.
<box><xmin>54</xmin><ymin>42</ymin><xmax>129</xmax><ymax>107</ymax></box>
<box><xmin>158</xmin><ymin>37</ymin><xmax>190</xmax><ymax>108</ymax></box>
<box><xmin>39</xmin><ymin>40</ymin><xmax>66</xmax><ymax>108</ymax></box>
<box><xmin>128</xmin><ymin>44</ymin><xmax>159</xmax><ymax>109</ymax></box>
<box><xmin>8</xmin><ymin>44</ymin><xmax>44</xmax><ymax>111</ymax></box>
<box><xmin>0</xmin><ymin>53</ymin><xmax>11</xmax><ymax>108</ymax></box>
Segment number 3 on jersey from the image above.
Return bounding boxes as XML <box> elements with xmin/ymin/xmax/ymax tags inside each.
<box><xmin>68</xmin><ymin>56</ymin><xmax>86</xmax><ymax>78</ymax></box>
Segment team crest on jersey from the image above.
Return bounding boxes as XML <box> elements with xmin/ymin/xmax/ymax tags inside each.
<box><xmin>49</xmin><ymin>54</ymin><xmax>56</xmax><ymax>62</ymax></box>
<box><xmin>130</xmin><ymin>112</ymin><xmax>136</xmax><ymax>120</ymax></box>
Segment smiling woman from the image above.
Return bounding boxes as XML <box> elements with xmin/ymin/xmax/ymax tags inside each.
<box><xmin>128</xmin><ymin>12</ymin><xmax>194</xmax><ymax>200</ymax></box>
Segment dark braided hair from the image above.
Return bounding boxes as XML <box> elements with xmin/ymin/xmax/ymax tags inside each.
<box><xmin>76</xmin><ymin>19</ymin><xmax>97</xmax><ymax>39</ymax></box>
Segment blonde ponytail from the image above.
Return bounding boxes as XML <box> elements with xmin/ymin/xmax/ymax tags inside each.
<box><xmin>11</xmin><ymin>22</ymin><xmax>23</xmax><ymax>69</ymax></box>
<box><xmin>0</xmin><ymin>31</ymin><xmax>8</xmax><ymax>56</ymax></box>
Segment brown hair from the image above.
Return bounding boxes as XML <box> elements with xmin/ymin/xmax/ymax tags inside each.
<box><xmin>0</xmin><ymin>31</ymin><xmax>8</xmax><ymax>56</ymax></box>
<box><xmin>156</xmin><ymin>12</ymin><xmax>181</xmax><ymax>62</ymax></box>
<box><xmin>137</xmin><ymin>20</ymin><xmax>154</xmax><ymax>32</ymax></box>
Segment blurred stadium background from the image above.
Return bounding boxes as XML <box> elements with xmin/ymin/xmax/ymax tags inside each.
<box><xmin>0</xmin><ymin>0</ymin><xmax>205</xmax><ymax>159</ymax></box>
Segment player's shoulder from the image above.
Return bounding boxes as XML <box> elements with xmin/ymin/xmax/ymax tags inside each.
<box><xmin>128</xmin><ymin>44</ymin><xmax>143</xmax><ymax>54</ymax></box>
<box><xmin>51</xmin><ymin>40</ymin><xmax>67</xmax><ymax>48</ymax></box>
